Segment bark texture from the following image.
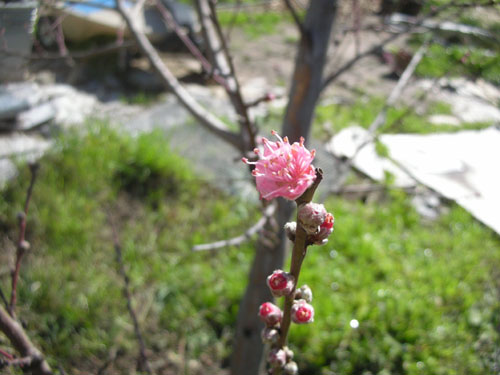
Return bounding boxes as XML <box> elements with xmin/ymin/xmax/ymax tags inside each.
<box><xmin>230</xmin><ymin>1</ymin><xmax>337</xmax><ymax>374</ymax></box>
<box><xmin>0</xmin><ymin>305</ymin><xmax>52</xmax><ymax>374</ymax></box>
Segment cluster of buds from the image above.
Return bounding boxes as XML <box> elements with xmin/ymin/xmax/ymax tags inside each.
<box><xmin>246</xmin><ymin>132</ymin><xmax>336</xmax><ymax>374</ymax></box>
<box><xmin>268</xmin><ymin>346</ymin><xmax>297</xmax><ymax>374</ymax></box>
<box><xmin>286</xmin><ymin>202</ymin><xmax>334</xmax><ymax>246</ymax></box>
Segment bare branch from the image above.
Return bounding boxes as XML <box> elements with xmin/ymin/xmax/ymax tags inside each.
<box><xmin>9</xmin><ymin>163</ymin><xmax>39</xmax><ymax>317</ymax></box>
<box><xmin>192</xmin><ymin>203</ymin><xmax>277</xmax><ymax>251</ymax></box>
<box><xmin>368</xmin><ymin>41</ymin><xmax>429</xmax><ymax>134</ymax></box>
<box><xmin>283</xmin><ymin>0</ymin><xmax>306</xmax><ymax>37</ymax></box>
<box><xmin>324</xmin><ymin>41</ymin><xmax>429</xmax><ymax>199</ymax></box>
<box><xmin>200</xmin><ymin>0</ymin><xmax>257</xmax><ymax>150</ymax></box>
<box><xmin>388</xmin><ymin>13</ymin><xmax>498</xmax><ymax>42</ymax></box>
<box><xmin>109</xmin><ymin>214</ymin><xmax>154</xmax><ymax>375</ymax></box>
<box><xmin>321</xmin><ymin>1</ymin><xmax>463</xmax><ymax>91</ymax></box>
<box><xmin>116</xmin><ymin>0</ymin><xmax>244</xmax><ymax>151</ymax></box>
<box><xmin>0</xmin><ymin>288</ymin><xmax>8</xmax><ymax>310</ymax></box>
<box><xmin>0</xmin><ymin>348</ymin><xmax>13</xmax><ymax>360</ymax></box>
<box><xmin>321</xmin><ymin>31</ymin><xmax>402</xmax><ymax>91</ymax></box>
<box><xmin>0</xmin><ymin>305</ymin><xmax>52</xmax><ymax>374</ymax></box>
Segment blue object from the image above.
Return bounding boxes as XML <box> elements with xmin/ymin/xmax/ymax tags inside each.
<box><xmin>67</xmin><ymin>0</ymin><xmax>131</xmax><ymax>15</ymax></box>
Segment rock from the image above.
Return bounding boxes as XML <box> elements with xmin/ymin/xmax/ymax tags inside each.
<box><xmin>0</xmin><ymin>134</ymin><xmax>51</xmax><ymax>188</ymax></box>
<box><xmin>326</xmin><ymin>126</ymin><xmax>417</xmax><ymax>188</ymax></box>
<box><xmin>417</xmin><ymin>78</ymin><xmax>500</xmax><ymax>124</ymax></box>
<box><xmin>328</xmin><ymin>126</ymin><xmax>500</xmax><ymax>235</ymax></box>
<box><xmin>0</xmin><ymin>82</ymin><xmax>42</xmax><ymax>120</ymax></box>
<box><xmin>17</xmin><ymin>102</ymin><xmax>56</xmax><ymax>130</ymax></box>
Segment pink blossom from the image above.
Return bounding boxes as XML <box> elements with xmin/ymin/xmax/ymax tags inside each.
<box><xmin>243</xmin><ymin>131</ymin><xmax>316</xmax><ymax>201</ymax></box>
<box><xmin>310</xmin><ymin>212</ymin><xmax>334</xmax><ymax>245</ymax></box>
<box><xmin>258</xmin><ymin>302</ymin><xmax>283</xmax><ymax>326</ymax></box>
<box><xmin>291</xmin><ymin>299</ymin><xmax>314</xmax><ymax>324</ymax></box>
<box><xmin>266</xmin><ymin>269</ymin><xmax>295</xmax><ymax>297</ymax></box>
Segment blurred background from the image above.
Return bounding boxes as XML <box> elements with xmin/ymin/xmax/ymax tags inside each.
<box><xmin>0</xmin><ymin>0</ymin><xmax>499</xmax><ymax>374</ymax></box>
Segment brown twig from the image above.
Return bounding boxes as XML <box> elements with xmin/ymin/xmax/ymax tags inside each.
<box><xmin>0</xmin><ymin>348</ymin><xmax>14</xmax><ymax>360</ymax></box>
<box><xmin>368</xmin><ymin>40</ymin><xmax>429</xmax><ymax>134</ymax></box>
<box><xmin>0</xmin><ymin>304</ymin><xmax>52</xmax><ymax>374</ymax></box>
<box><xmin>109</xmin><ymin>214</ymin><xmax>154</xmax><ymax>375</ymax></box>
<box><xmin>206</xmin><ymin>0</ymin><xmax>258</xmax><ymax>150</ymax></box>
<box><xmin>324</xmin><ymin>40</ymin><xmax>429</xmax><ymax>200</ymax></box>
<box><xmin>9</xmin><ymin>163</ymin><xmax>39</xmax><ymax>317</ymax></box>
<box><xmin>116</xmin><ymin>0</ymin><xmax>243</xmax><ymax>151</ymax></box>
<box><xmin>154</xmin><ymin>0</ymin><xmax>229</xmax><ymax>89</ymax></box>
<box><xmin>283</xmin><ymin>0</ymin><xmax>306</xmax><ymax>37</ymax></box>
<box><xmin>192</xmin><ymin>204</ymin><xmax>277</xmax><ymax>251</ymax></box>
<box><xmin>0</xmin><ymin>288</ymin><xmax>8</xmax><ymax>310</ymax></box>
<box><xmin>276</xmin><ymin>169</ymin><xmax>323</xmax><ymax>350</ymax></box>
<box><xmin>320</xmin><ymin>0</ymin><xmax>459</xmax><ymax>91</ymax></box>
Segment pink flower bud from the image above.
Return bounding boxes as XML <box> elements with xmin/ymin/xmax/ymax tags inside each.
<box><xmin>291</xmin><ymin>299</ymin><xmax>314</xmax><ymax>324</ymax></box>
<box><xmin>243</xmin><ymin>131</ymin><xmax>316</xmax><ymax>201</ymax></box>
<box><xmin>283</xmin><ymin>346</ymin><xmax>294</xmax><ymax>360</ymax></box>
<box><xmin>284</xmin><ymin>361</ymin><xmax>299</xmax><ymax>375</ymax></box>
<box><xmin>268</xmin><ymin>348</ymin><xmax>287</xmax><ymax>367</ymax></box>
<box><xmin>298</xmin><ymin>202</ymin><xmax>327</xmax><ymax>234</ymax></box>
<box><xmin>258</xmin><ymin>302</ymin><xmax>283</xmax><ymax>326</ymax></box>
<box><xmin>261</xmin><ymin>327</ymin><xmax>280</xmax><ymax>344</ymax></box>
<box><xmin>264</xmin><ymin>92</ymin><xmax>276</xmax><ymax>102</ymax></box>
<box><xmin>310</xmin><ymin>212</ymin><xmax>334</xmax><ymax>245</ymax></box>
<box><xmin>284</xmin><ymin>221</ymin><xmax>296</xmax><ymax>242</ymax></box>
<box><xmin>295</xmin><ymin>284</ymin><xmax>313</xmax><ymax>303</ymax></box>
<box><xmin>267</xmin><ymin>269</ymin><xmax>295</xmax><ymax>297</ymax></box>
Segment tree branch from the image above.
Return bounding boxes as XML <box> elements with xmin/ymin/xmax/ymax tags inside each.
<box><xmin>192</xmin><ymin>203</ymin><xmax>277</xmax><ymax>251</ymax></box>
<box><xmin>116</xmin><ymin>0</ymin><xmax>244</xmax><ymax>151</ymax></box>
<box><xmin>321</xmin><ymin>1</ymin><xmax>459</xmax><ymax>91</ymax></box>
<box><xmin>367</xmin><ymin>41</ymin><xmax>429</xmax><ymax>134</ymax></box>
<box><xmin>0</xmin><ymin>304</ymin><xmax>52</xmax><ymax>375</ymax></box>
<box><xmin>201</xmin><ymin>0</ymin><xmax>257</xmax><ymax>151</ymax></box>
<box><xmin>109</xmin><ymin>214</ymin><xmax>154</xmax><ymax>375</ymax></box>
<box><xmin>283</xmin><ymin>0</ymin><xmax>306</xmax><ymax>37</ymax></box>
<box><xmin>0</xmin><ymin>288</ymin><xmax>8</xmax><ymax>310</ymax></box>
<box><xmin>276</xmin><ymin>169</ymin><xmax>322</xmax><ymax>351</ymax></box>
<box><xmin>9</xmin><ymin>163</ymin><xmax>39</xmax><ymax>317</ymax></box>
<box><xmin>325</xmin><ymin>41</ymin><xmax>429</xmax><ymax>198</ymax></box>
<box><xmin>154</xmin><ymin>0</ymin><xmax>229</xmax><ymax>88</ymax></box>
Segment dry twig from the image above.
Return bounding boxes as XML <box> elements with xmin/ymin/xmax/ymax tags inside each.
<box><xmin>283</xmin><ymin>0</ymin><xmax>306</xmax><ymax>37</ymax></box>
<box><xmin>9</xmin><ymin>163</ymin><xmax>39</xmax><ymax>317</ymax></box>
<box><xmin>116</xmin><ymin>0</ymin><xmax>243</xmax><ymax>151</ymax></box>
<box><xmin>192</xmin><ymin>204</ymin><xmax>277</xmax><ymax>251</ymax></box>
<box><xmin>109</xmin><ymin>214</ymin><xmax>154</xmax><ymax>375</ymax></box>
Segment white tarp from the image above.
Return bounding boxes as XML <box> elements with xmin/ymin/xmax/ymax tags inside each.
<box><xmin>328</xmin><ymin>126</ymin><xmax>500</xmax><ymax>235</ymax></box>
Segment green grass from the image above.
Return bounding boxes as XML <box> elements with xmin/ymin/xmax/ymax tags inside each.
<box><xmin>0</xmin><ymin>124</ymin><xmax>258</xmax><ymax>372</ymax></box>
<box><xmin>291</xmin><ymin>191</ymin><xmax>500</xmax><ymax>375</ymax></box>
<box><xmin>416</xmin><ymin>43</ymin><xmax>500</xmax><ymax>85</ymax></box>
<box><xmin>1</xmin><ymin>123</ymin><xmax>499</xmax><ymax>374</ymax></box>
<box><xmin>217</xmin><ymin>10</ymin><xmax>293</xmax><ymax>38</ymax></box>
<box><xmin>313</xmin><ymin>96</ymin><xmax>493</xmax><ymax>140</ymax></box>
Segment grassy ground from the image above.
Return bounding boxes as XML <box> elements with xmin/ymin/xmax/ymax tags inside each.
<box><xmin>0</xmin><ymin>124</ymin><xmax>499</xmax><ymax>374</ymax></box>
